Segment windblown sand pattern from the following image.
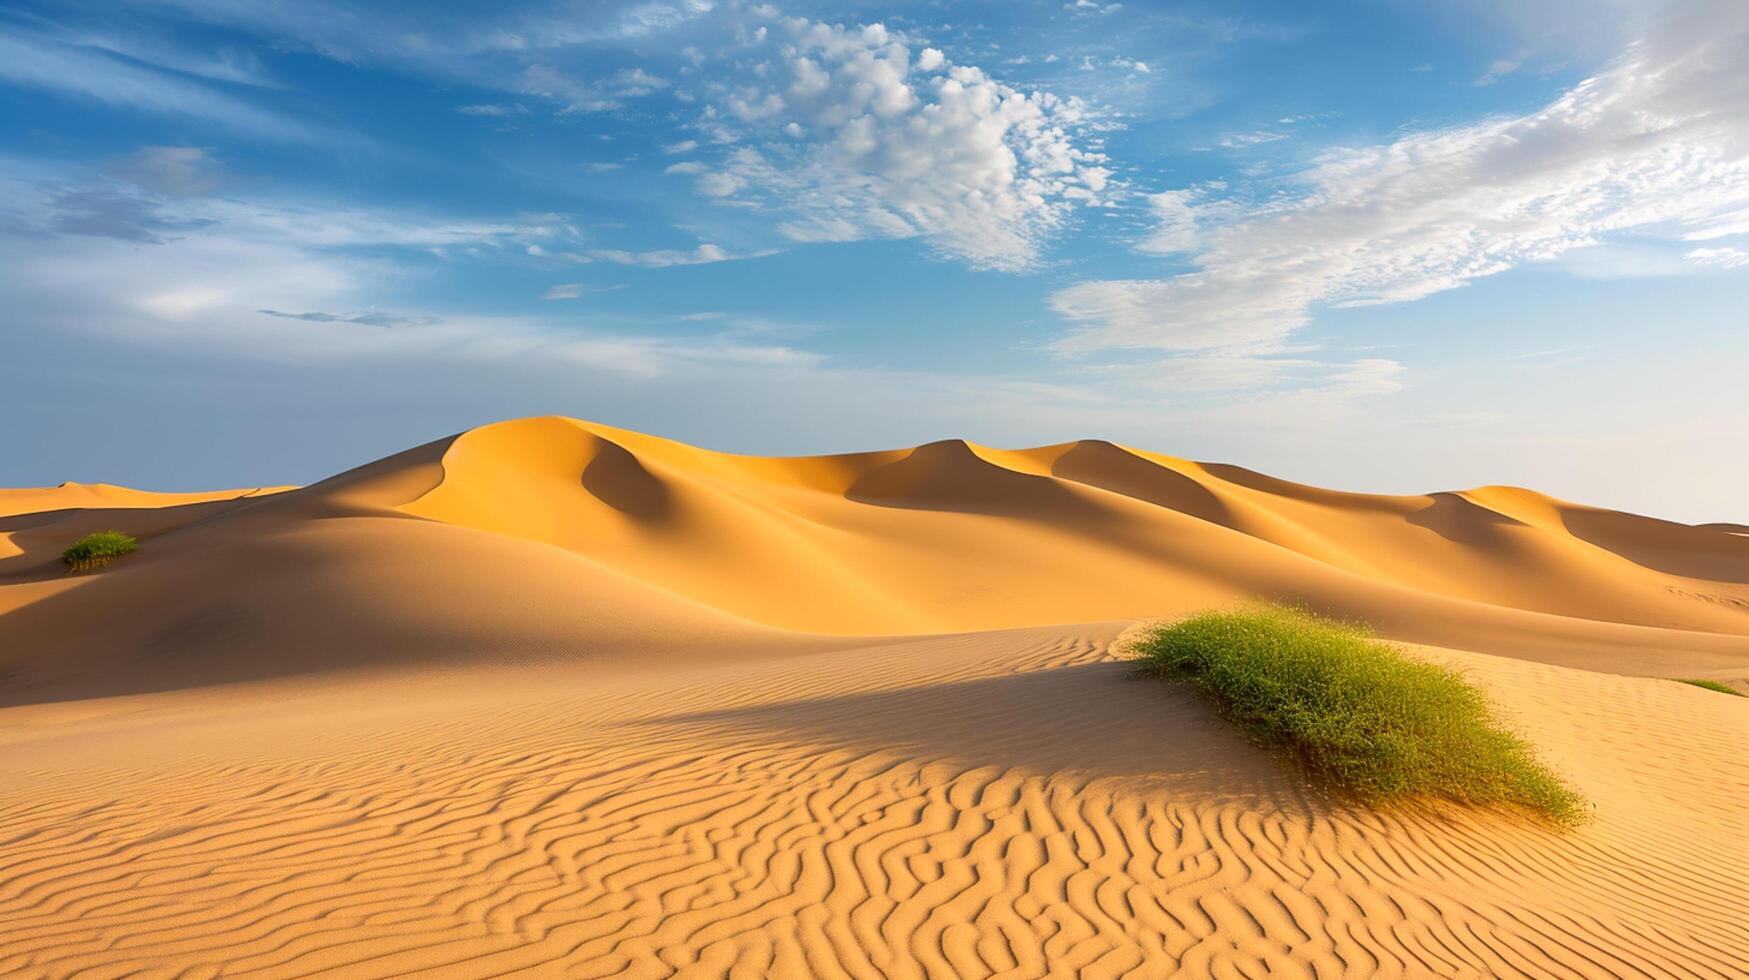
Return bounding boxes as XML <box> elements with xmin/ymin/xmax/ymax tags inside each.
<box><xmin>3</xmin><ymin>416</ymin><xmax>1746</xmax><ymax>976</ymax></box>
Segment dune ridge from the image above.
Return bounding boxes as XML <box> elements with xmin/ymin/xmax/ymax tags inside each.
<box><xmin>2</xmin><ymin>415</ymin><xmax>1746</xmax><ymax>977</ymax></box>
<box><xmin>401</xmin><ymin>417</ymin><xmax>1749</xmax><ymax>637</ymax></box>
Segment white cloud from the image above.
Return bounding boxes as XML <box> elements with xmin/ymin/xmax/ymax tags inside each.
<box><xmin>684</xmin><ymin>18</ymin><xmax>1107</xmax><ymax>271</ymax></box>
<box><xmin>617</xmin><ymin>67</ymin><xmax>667</xmax><ymax>91</ymax></box>
<box><xmin>663</xmin><ymin>139</ymin><xmax>699</xmax><ymax>154</ymax></box>
<box><xmin>1687</xmin><ymin>246</ymin><xmax>1749</xmax><ymax>269</ymax></box>
<box><xmin>2</xmin><ymin>207</ymin><xmax>812</xmax><ymax>382</ymax></box>
<box><xmin>1052</xmin><ymin>0</ymin><xmax>1749</xmax><ymax>354</ymax></box>
<box><xmin>456</xmin><ymin>103</ymin><xmax>529</xmax><ymax>116</ymax></box>
<box><xmin>45</xmin><ymin>27</ymin><xmax>278</xmax><ymax>88</ymax></box>
<box><xmin>544</xmin><ymin>282</ymin><xmax>627</xmax><ymax>299</ymax></box>
<box><xmin>0</xmin><ymin>32</ymin><xmax>318</xmax><ymax>142</ymax></box>
<box><xmin>1217</xmin><ymin>130</ymin><xmax>1286</xmax><ymax>149</ymax></box>
<box><xmin>579</xmin><ymin>243</ymin><xmax>761</xmax><ymax>267</ymax></box>
<box><xmin>517</xmin><ymin>64</ymin><xmax>667</xmax><ymax>113</ymax></box>
<box><xmin>258</xmin><ymin>308</ymin><xmax>434</xmax><ymax>327</ymax></box>
<box><xmin>694</xmin><ymin>171</ymin><xmax>744</xmax><ymax>196</ymax></box>
<box><xmin>1064</xmin><ymin>0</ymin><xmax>1124</xmax><ymax>14</ymax></box>
<box><xmin>1136</xmin><ymin>190</ymin><xmax>1201</xmax><ymax>254</ymax></box>
<box><xmin>206</xmin><ymin>202</ymin><xmax>569</xmax><ymax>251</ymax></box>
<box><xmin>1473</xmin><ymin>49</ymin><xmax>1531</xmax><ymax>86</ymax></box>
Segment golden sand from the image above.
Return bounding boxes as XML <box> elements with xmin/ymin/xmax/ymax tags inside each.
<box><xmin>2</xmin><ymin>416</ymin><xmax>1744</xmax><ymax>976</ymax></box>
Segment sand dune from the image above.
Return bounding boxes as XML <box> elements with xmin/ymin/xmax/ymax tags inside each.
<box><xmin>2</xmin><ymin>415</ymin><xmax>1746</xmax><ymax>976</ymax></box>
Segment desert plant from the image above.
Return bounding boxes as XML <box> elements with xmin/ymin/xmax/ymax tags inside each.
<box><xmin>62</xmin><ymin>530</ymin><xmax>138</xmax><ymax>571</ymax></box>
<box><xmin>1129</xmin><ymin>606</ymin><xmax>1587</xmax><ymax>825</ymax></box>
<box><xmin>1671</xmin><ymin>678</ymin><xmax>1742</xmax><ymax>696</ymax></box>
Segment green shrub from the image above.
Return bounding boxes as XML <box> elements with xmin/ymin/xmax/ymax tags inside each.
<box><xmin>1671</xmin><ymin>678</ymin><xmax>1742</xmax><ymax>696</ymax></box>
<box><xmin>62</xmin><ymin>530</ymin><xmax>138</xmax><ymax>571</ymax></box>
<box><xmin>1130</xmin><ymin>606</ymin><xmax>1587</xmax><ymax>826</ymax></box>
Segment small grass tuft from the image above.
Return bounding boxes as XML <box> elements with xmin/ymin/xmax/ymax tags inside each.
<box><xmin>62</xmin><ymin>530</ymin><xmax>138</xmax><ymax>571</ymax></box>
<box><xmin>1671</xmin><ymin>678</ymin><xmax>1742</xmax><ymax>696</ymax></box>
<box><xmin>1130</xmin><ymin>606</ymin><xmax>1587</xmax><ymax>826</ymax></box>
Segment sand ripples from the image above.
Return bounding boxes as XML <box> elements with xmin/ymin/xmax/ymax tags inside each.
<box><xmin>3</xmin><ymin>627</ymin><xmax>1743</xmax><ymax>978</ymax></box>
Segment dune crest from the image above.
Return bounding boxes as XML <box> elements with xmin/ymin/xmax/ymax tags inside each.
<box><xmin>396</xmin><ymin>416</ymin><xmax>1749</xmax><ymax>645</ymax></box>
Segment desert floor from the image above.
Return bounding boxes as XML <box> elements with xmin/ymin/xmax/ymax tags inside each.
<box><xmin>3</xmin><ymin>416</ymin><xmax>1745</xmax><ymax>977</ymax></box>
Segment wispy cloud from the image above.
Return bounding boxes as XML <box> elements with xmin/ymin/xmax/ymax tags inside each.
<box><xmin>1687</xmin><ymin>246</ymin><xmax>1749</xmax><ymax>270</ymax></box>
<box><xmin>1051</xmin><ymin>0</ymin><xmax>1749</xmax><ymax>356</ymax></box>
<box><xmin>0</xmin><ymin>32</ymin><xmax>318</xmax><ymax>141</ymax></box>
<box><xmin>455</xmin><ymin>103</ymin><xmax>529</xmax><ymax>117</ymax></box>
<box><xmin>540</xmin><ymin>282</ymin><xmax>629</xmax><ymax>299</ymax></box>
<box><xmin>1472</xmin><ymin>49</ymin><xmax>1531</xmax><ymax>86</ymax></box>
<box><xmin>106</xmin><ymin>146</ymin><xmax>229</xmax><ymax>196</ymax></box>
<box><xmin>578</xmin><ymin>243</ymin><xmax>765</xmax><ymax>267</ymax></box>
<box><xmin>258</xmin><ymin>308</ymin><xmax>434</xmax><ymax>327</ymax></box>
<box><xmin>38</xmin><ymin>186</ymin><xmax>215</xmax><ymax>243</ymax></box>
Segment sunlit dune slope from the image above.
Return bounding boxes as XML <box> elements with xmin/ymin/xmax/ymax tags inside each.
<box><xmin>2</xmin><ymin>414</ymin><xmax>1747</xmax><ymax>703</ymax></box>
<box><xmin>398</xmin><ymin>416</ymin><xmax>1749</xmax><ymax>650</ymax></box>
<box><xmin>393</xmin><ymin>413</ymin><xmax>1749</xmax><ymax>658</ymax></box>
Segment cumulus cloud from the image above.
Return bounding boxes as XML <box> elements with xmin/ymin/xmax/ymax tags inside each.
<box><xmin>683</xmin><ymin>17</ymin><xmax>1109</xmax><ymax>271</ymax></box>
<box><xmin>1052</xmin><ymin>0</ymin><xmax>1749</xmax><ymax>354</ymax></box>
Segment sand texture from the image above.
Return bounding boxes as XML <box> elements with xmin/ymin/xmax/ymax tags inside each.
<box><xmin>2</xmin><ymin>416</ymin><xmax>1746</xmax><ymax>977</ymax></box>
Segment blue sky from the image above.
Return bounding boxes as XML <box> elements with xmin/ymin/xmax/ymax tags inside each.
<box><xmin>2</xmin><ymin>0</ymin><xmax>1746</xmax><ymax>522</ymax></box>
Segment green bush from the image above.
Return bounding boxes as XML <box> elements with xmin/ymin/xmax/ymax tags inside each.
<box><xmin>1671</xmin><ymin>678</ymin><xmax>1742</xmax><ymax>696</ymax></box>
<box><xmin>1130</xmin><ymin>606</ymin><xmax>1587</xmax><ymax>825</ymax></box>
<box><xmin>62</xmin><ymin>530</ymin><xmax>138</xmax><ymax>571</ymax></box>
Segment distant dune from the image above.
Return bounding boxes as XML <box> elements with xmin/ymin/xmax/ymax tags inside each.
<box><xmin>2</xmin><ymin>416</ymin><xmax>1745</xmax><ymax>976</ymax></box>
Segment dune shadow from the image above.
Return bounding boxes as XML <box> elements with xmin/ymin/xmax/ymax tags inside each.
<box><xmin>629</xmin><ymin>661</ymin><xmax>1304</xmax><ymax>810</ymax></box>
<box><xmin>1561</xmin><ymin>509</ymin><xmax>1749</xmax><ymax>584</ymax></box>
<box><xmin>1406</xmin><ymin>492</ymin><xmax>1529</xmax><ymax>547</ymax></box>
<box><xmin>581</xmin><ymin>438</ymin><xmax>673</xmax><ymax>522</ymax></box>
<box><xmin>845</xmin><ymin>440</ymin><xmax>1111</xmax><ymax>521</ymax></box>
<box><xmin>1048</xmin><ymin>441</ymin><xmax>1237</xmax><ymax>528</ymax></box>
